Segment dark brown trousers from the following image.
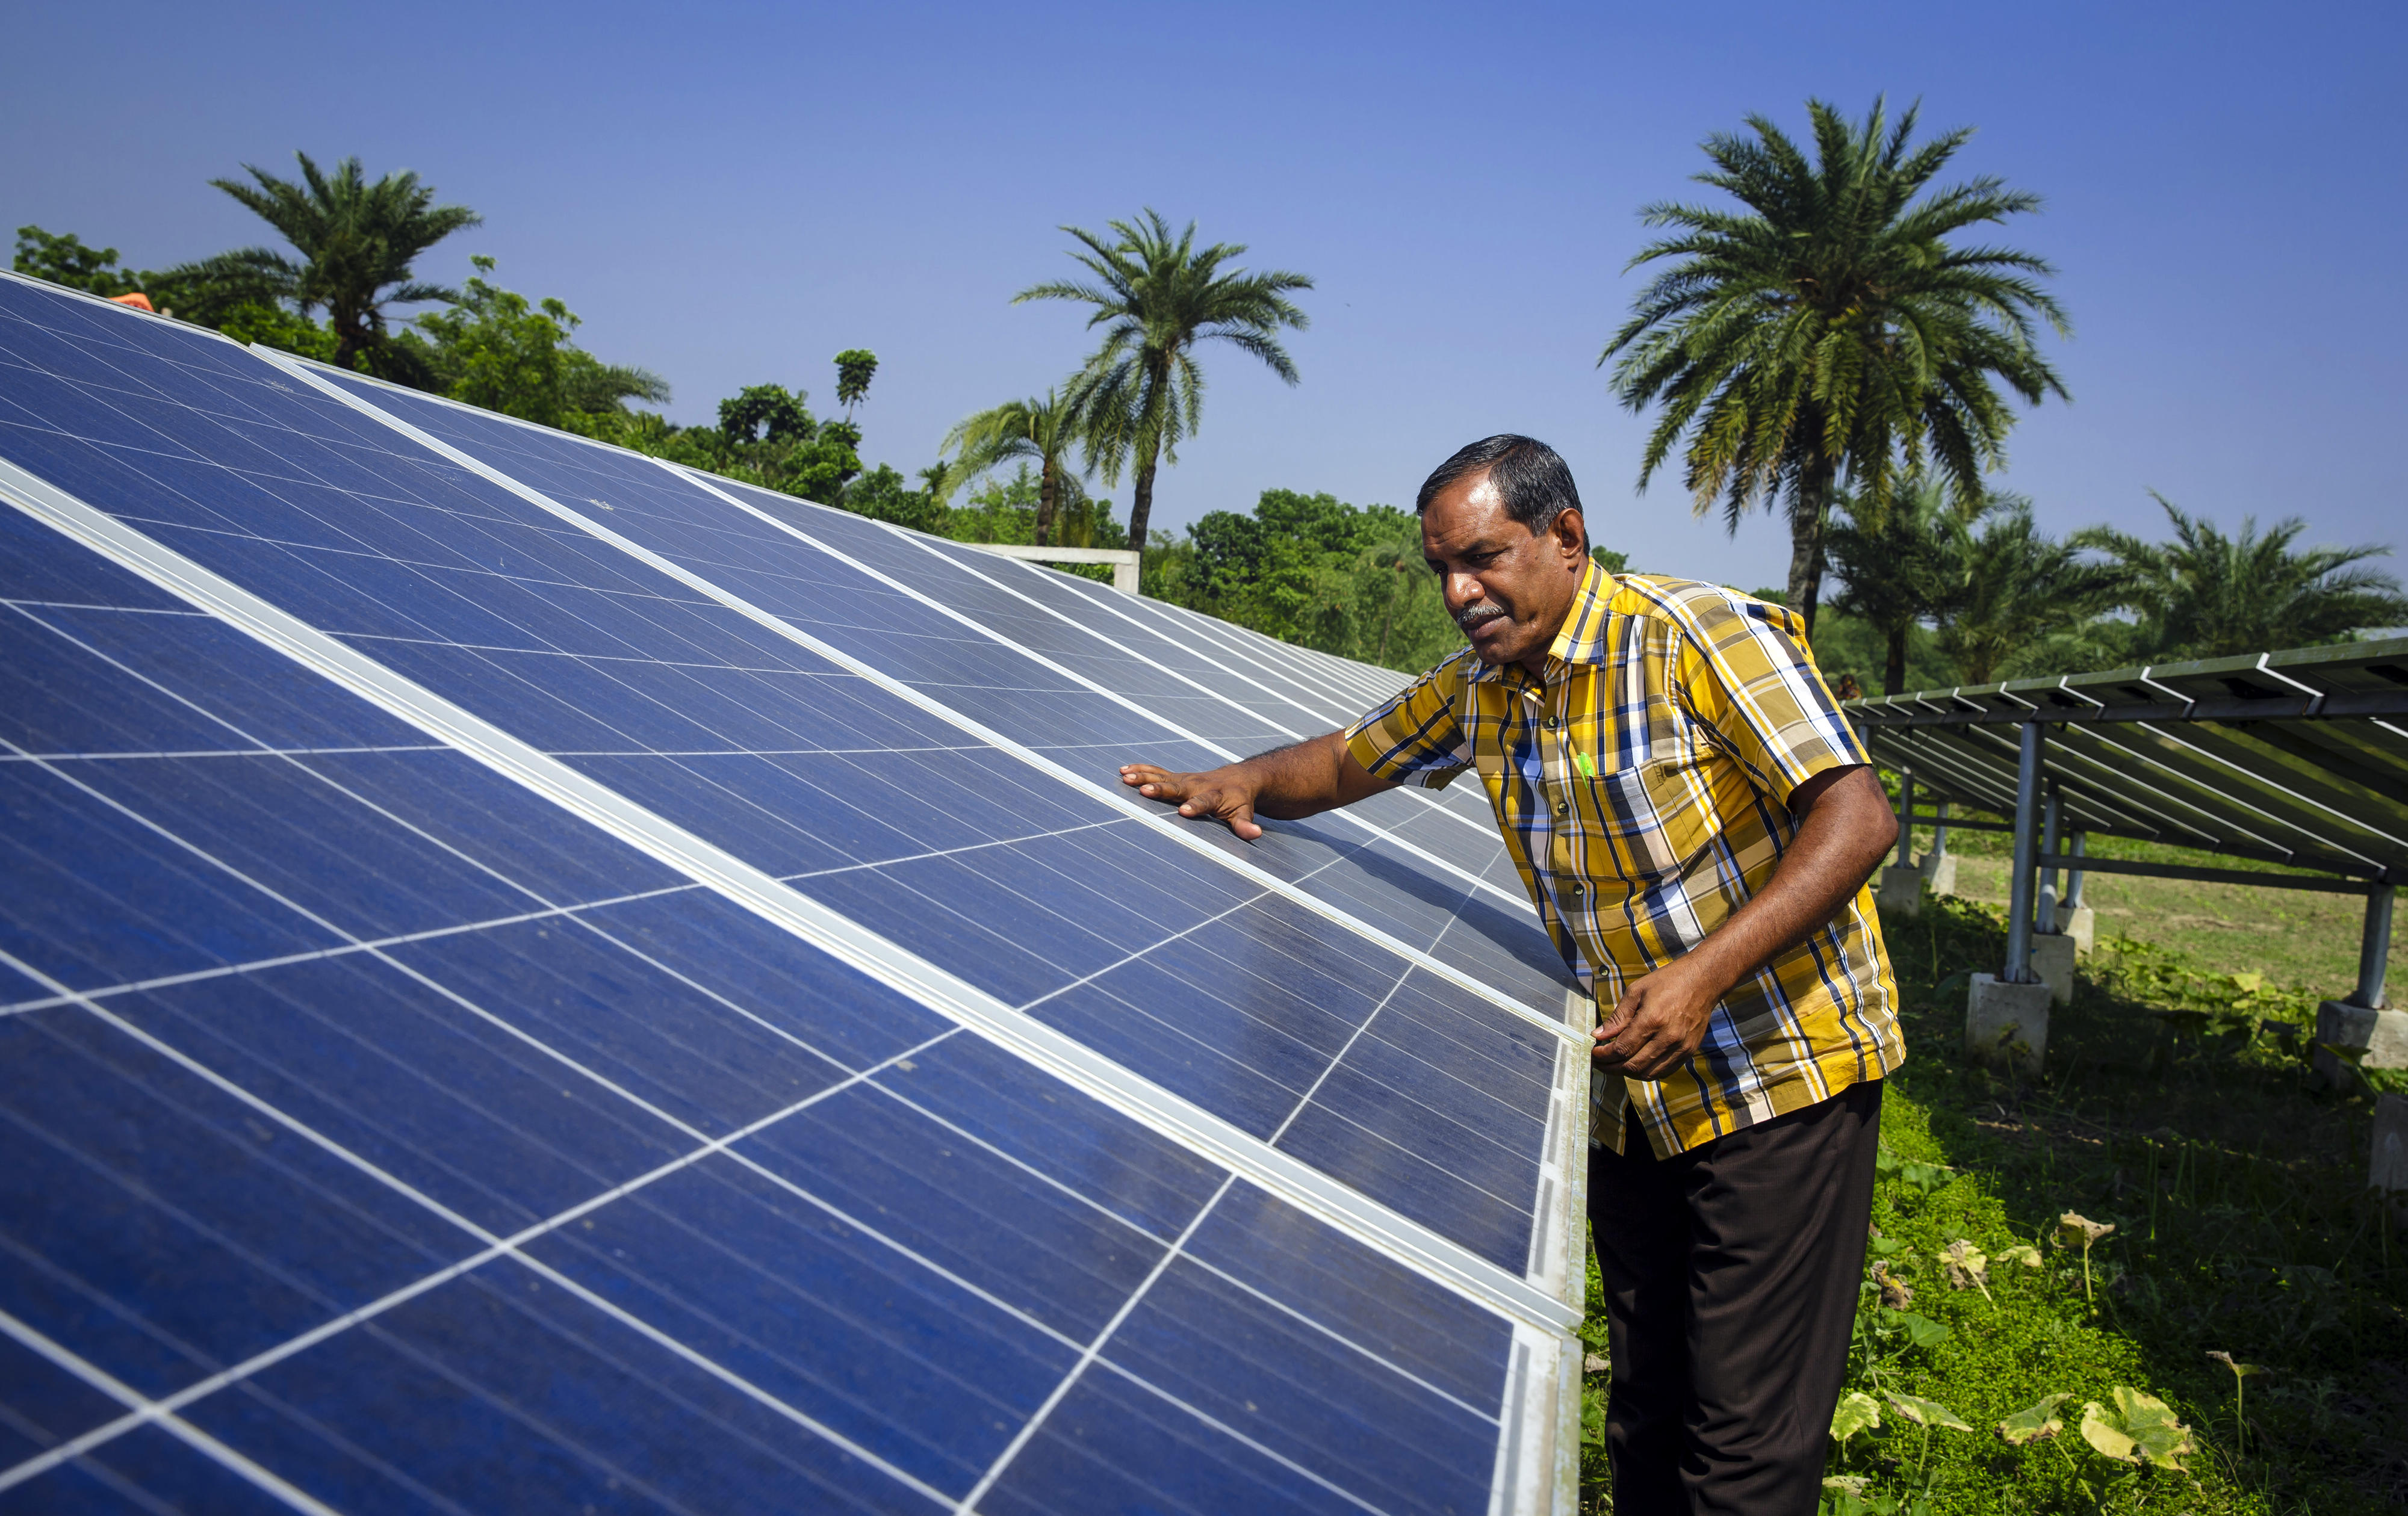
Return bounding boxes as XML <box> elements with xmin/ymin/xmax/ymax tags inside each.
<box><xmin>1587</xmin><ymin>1080</ymin><xmax>1882</xmax><ymax>1516</ymax></box>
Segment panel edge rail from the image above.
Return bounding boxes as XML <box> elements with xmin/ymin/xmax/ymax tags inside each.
<box><xmin>0</xmin><ymin>450</ymin><xmax>1578</xmax><ymax>1337</ymax></box>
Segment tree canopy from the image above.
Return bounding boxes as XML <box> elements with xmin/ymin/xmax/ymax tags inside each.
<box><xmin>1017</xmin><ymin>209</ymin><xmax>1311</xmax><ymax>553</ymax></box>
<box><xmin>2076</xmin><ymin>496</ymin><xmax>2408</xmax><ymax>662</ymax></box>
<box><xmin>207</xmin><ymin>152</ymin><xmax>482</xmax><ymax>373</ymax></box>
<box><xmin>1603</xmin><ymin>97</ymin><xmax>2070</xmax><ymax>633</ymax></box>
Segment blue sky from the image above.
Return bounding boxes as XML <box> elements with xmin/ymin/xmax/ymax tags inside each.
<box><xmin>6</xmin><ymin>0</ymin><xmax>2402</xmax><ymax>591</ymax></box>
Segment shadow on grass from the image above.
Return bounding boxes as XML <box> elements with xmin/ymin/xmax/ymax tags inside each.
<box><xmin>1891</xmin><ymin>897</ymin><xmax>2408</xmax><ymax>1514</ymax></box>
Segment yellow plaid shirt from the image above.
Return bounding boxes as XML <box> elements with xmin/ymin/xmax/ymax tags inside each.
<box><xmin>1345</xmin><ymin>561</ymin><xmax>1904</xmax><ymax>1156</ymax></box>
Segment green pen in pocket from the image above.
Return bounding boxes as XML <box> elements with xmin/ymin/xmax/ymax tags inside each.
<box><xmin>1575</xmin><ymin>751</ymin><xmax>1595</xmax><ymax>778</ymax></box>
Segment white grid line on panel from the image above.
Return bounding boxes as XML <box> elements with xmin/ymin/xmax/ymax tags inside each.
<box><xmin>0</xmin><ymin>1308</ymin><xmax>342</xmax><ymax>1516</ymax></box>
<box><xmin>249</xmin><ymin>348</ymin><xmax>1569</xmax><ymax>1047</ymax></box>
<box><xmin>928</xmin><ymin>539</ymin><xmax>1491</xmax><ymax>845</ymax></box>
<box><xmin>10</xmin><ymin>438</ymin><xmax>1538</xmax><ymax>1247</ymax></box>
<box><xmin>953</xmin><ymin>1175</ymin><xmax>1404</xmax><ymax>1516</ymax></box>
<box><xmin>0</xmin><ymin>451</ymin><xmax>1574</xmax><ymax>1334</ymax></box>
<box><xmin>845</xmin><ymin>517</ymin><xmax>1515</xmax><ymax>893</ymax></box>
<box><xmin>0</xmin><ymin>980</ymin><xmax>969</xmax><ymax>1508</ymax></box>
<box><xmin>644</xmin><ymin>462</ymin><xmax>1568</xmax><ymax>1045</ymax></box>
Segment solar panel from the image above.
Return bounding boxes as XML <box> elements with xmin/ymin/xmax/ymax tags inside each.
<box><xmin>1848</xmin><ymin>651</ymin><xmax>2408</xmax><ymax>879</ymax></box>
<box><xmin>0</xmin><ymin>271</ymin><xmax>1587</xmax><ymax>1514</ymax></box>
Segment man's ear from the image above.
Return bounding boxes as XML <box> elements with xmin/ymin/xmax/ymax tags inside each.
<box><xmin>1553</xmin><ymin>507</ymin><xmax>1589</xmax><ymax>559</ymax></box>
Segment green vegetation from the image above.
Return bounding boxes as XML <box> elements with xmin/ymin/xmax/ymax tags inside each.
<box><xmin>1603</xmin><ymin>97</ymin><xmax>2070</xmax><ymax>631</ymax></box>
<box><xmin>2076</xmin><ymin>498</ymin><xmax>2408</xmax><ymax>662</ymax></box>
<box><xmin>1143</xmin><ymin>489</ymin><xmax>1461</xmax><ymax>670</ymax></box>
<box><xmin>1015</xmin><ymin>208</ymin><xmax>1312</xmax><ymax>550</ymax></box>
<box><xmin>1580</xmin><ymin>895</ymin><xmax>2408</xmax><ymax>1513</ymax></box>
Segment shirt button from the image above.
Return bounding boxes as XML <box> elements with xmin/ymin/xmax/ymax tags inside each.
<box><xmin>1545</xmin><ymin>716</ymin><xmax>1560</xmax><ymax>729</ymax></box>
<box><xmin>1555</xmin><ymin>802</ymin><xmax>1569</xmax><ymax>817</ymax></box>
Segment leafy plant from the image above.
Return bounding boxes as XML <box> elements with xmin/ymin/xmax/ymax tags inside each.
<box><xmin>1996</xmin><ymin>1392</ymin><xmax>2070</xmax><ymax>1446</ymax></box>
<box><xmin>2206</xmin><ymin>1350</ymin><xmax>2267</xmax><ymax>1457</ymax></box>
<box><xmin>2056</xmin><ymin>1211</ymin><xmax>2114</xmax><ymax>1303</ymax></box>
<box><xmin>2077</xmin><ymin>1387</ymin><xmax>2195</xmax><ymax>1472</ymax></box>
<box><xmin>1885</xmin><ymin>1391</ymin><xmax>1972</xmax><ymax>1480</ymax></box>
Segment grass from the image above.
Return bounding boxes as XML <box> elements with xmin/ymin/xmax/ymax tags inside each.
<box><xmin>1913</xmin><ymin>814</ymin><xmax>2400</xmax><ymax>994</ymax></box>
<box><xmin>1575</xmin><ymin>893</ymin><xmax>2408</xmax><ymax>1514</ymax></box>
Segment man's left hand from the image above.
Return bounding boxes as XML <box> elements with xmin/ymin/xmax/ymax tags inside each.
<box><xmin>1592</xmin><ymin>957</ymin><xmax>1724</xmax><ymax>1080</ymax></box>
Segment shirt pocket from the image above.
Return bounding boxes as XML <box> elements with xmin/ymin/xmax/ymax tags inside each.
<box><xmin>1577</xmin><ymin>753</ymin><xmax>1714</xmax><ymax>883</ymax></box>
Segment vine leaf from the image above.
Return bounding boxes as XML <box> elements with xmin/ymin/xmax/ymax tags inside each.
<box><xmin>1997</xmin><ymin>1393</ymin><xmax>2070</xmax><ymax>1446</ymax></box>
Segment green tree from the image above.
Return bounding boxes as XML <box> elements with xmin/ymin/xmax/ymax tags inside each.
<box><xmin>12</xmin><ymin>225</ymin><xmax>292</xmax><ymax>328</ymax></box>
<box><xmin>206</xmin><ymin>152</ymin><xmax>482</xmax><ymax>373</ymax></box>
<box><xmin>1823</xmin><ymin>477</ymin><xmax>1977</xmax><ymax>694</ymax></box>
<box><xmin>842</xmin><ymin>463</ymin><xmax>946</xmax><ymax>533</ymax></box>
<box><xmin>12</xmin><ymin>226</ymin><xmax>138</xmax><ymax>296</ymax></box>
<box><xmin>2075</xmin><ymin>495</ymin><xmax>2408</xmax><ymax>660</ymax></box>
<box><xmin>1929</xmin><ymin>500</ymin><xmax>2126</xmax><ymax>683</ymax></box>
<box><xmin>1602</xmin><ymin>97</ymin><xmax>2070</xmax><ymax>634</ymax></box>
<box><xmin>833</xmin><ymin>350</ymin><xmax>878</xmax><ymax>416</ymax></box>
<box><xmin>1017</xmin><ymin>209</ymin><xmax>1312</xmax><ymax>552</ymax></box>
<box><xmin>402</xmin><ymin>258</ymin><xmax>666</xmax><ymax>427</ymax></box>
<box><xmin>941</xmin><ymin>390</ymin><xmax>1091</xmax><ymax>545</ymax></box>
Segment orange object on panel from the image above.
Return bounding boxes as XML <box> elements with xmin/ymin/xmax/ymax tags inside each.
<box><xmin>108</xmin><ymin>291</ymin><xmax>156</xmax><ymax>311</ymax></box>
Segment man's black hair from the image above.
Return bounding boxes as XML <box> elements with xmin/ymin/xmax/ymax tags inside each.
<box><xmin>1414</xmin><ymin>434</ymin><xmax>1585</xmax><ymax>541</ymax></box>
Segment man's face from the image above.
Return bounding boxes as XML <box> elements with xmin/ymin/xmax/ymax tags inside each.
<box><xmin>1421</xmin><ymin>471</ymin><xmax>1591</xmax><ymax>672</ymax></box>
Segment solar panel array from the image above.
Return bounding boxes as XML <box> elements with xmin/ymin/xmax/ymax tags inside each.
<box><xmin>1846</xmin><ymin>645</ymin><xmax>2408</xmax><ymax>882</ymax></box>
<box><xmin>0</xmin><ymin>271</ymin><xmax>1589</xmax><ymax>1515</ymax></box>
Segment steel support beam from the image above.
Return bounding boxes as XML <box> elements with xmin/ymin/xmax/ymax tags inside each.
<box><xmin>1896</xmin><ymin>772</ymin><xmax>1915</xmax><ymax>868</ymax></box>
<box><xmin>2357</xmin><ymin>885</ymin><xmax>2397</xmax><ymax>1010</ymax></box>
<box><xmin>1932</xmin><ymin>800</ymin><xmax>1950</xmax><ymax>858</ymax></box>
<box><xmin>2005</xmin><ymin>723</ymin><xmax>2044</xmax><ymax>983</ymax></box>
<box><xmin>2031</xmin><ymin>852</ymin><xmax>2375</xmax><ymax>894</ymax></box>
<box><xmin>2065</xmin><ymin>832</ymin><xmax>2087</xmax><ymax>909</ymax></box>
<box><xmin>2038</xmin><ymin>782</ymin><xmax>2063</xmax><ymax>934</ymax></box>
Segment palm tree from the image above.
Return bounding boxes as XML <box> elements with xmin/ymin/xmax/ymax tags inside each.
<box><xmin>1603</xmin><ymin>97</ymin><xmax>2070</xmax><ymax>634</ymax></box>
<box><xmin>1930</xmin><ymin>501</ymin><xmax>2127</xmax><ymax>684</ymax></box>
<box><xmin>1017</xmin><ymin>210</ymin><xmax>1311</xmax><ymax>552</ymax></box>
<box><xmin>208</xmin><ymin>152</ymin><xmax>482</xmax><ymax>371</ymax></box>
<box><xmin>2075</xmin><ymin>495</ymin><xmax>2408</xmax><ymax>660</ymax></box>
<box><xmin>942</xmin><ymin>390</ymin><xmax>1092</xmax><ymax>546</ymax></box>
<box><xmin>1825</xmin><ymin>477</ymin><xmax>1979</xmax><ymax>695</ymax></box>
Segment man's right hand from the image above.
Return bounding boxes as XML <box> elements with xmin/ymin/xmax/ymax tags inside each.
<box><xmin>1119</xmin><ymin>763</ymin><xmax>1267</xmax><ymax>840</ymax></box>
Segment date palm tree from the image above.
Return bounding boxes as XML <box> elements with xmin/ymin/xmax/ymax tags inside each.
<box><xmin>942</xmin><ymin>390</ymin><xmax>1091</xmax><ymax>546</ymax></box>
<box><xmin>1603</xmin><ymin>97</ymin><xmax>2070</xmax><ymax>634</ymax></box>
<box><xmin>1825</xmin><ymin>476</ymin><xmax>1978</xmax><ymax>694</ymax></box>
<box><xmin>208</xmin><ymin>152</ymin><xmax>481</xmax><ymax>371</ymax></box>
<box><xmin>2076</xmin><ymin>495</ymin><xmax>2408</xmax><ymax>660</ymax></box>
<box><xmin>1017</xmin><ymin>210</ymin><xmax>1311</xmax><ymax>552</ymax></box>
<box><xmin>1930</xmin><ymin>500</ymin><xmax>2126</xmax><ymax>684</ymax></box>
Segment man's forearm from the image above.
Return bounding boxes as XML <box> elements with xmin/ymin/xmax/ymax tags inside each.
<box><xmin>1246</xmin><ymin>732</ymin><xmax>1370</xmax><ymax>819</ymax></box>
<box><xmin>1120</xmin><ymin>730</ymin><xmax>1394</xmax><ymax>840</ymax></box>
<box><xmin>1675</xmin><ymin>766</ymin><xmax>1896</xmax><ymax>999</ymax></box>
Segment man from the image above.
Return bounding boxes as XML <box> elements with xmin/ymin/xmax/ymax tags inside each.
<box><xmin>1119</xmin><ymin>435</ymin><xmax>1903</xmax><ymax>1515</ymax></box>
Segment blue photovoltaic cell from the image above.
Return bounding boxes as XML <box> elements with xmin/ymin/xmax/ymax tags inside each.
<box><xmin>968</xmin><ymin>548</ymin><xmax>1536</xmax><ymax>900</ymax></box>
<box><xmin>305</xmin><ymin>372</ymin><xmax>1561</xmax><ymax>991</ymax></box>
<box><xmin>0</xmin><ymin>291</ymin><xmax>1557</xmax><ymax>1272</ymax></box>
<box><xmin>0</xmin><ymin>448</ymin><xmax>1519</xmax><ymax>1514</ymax></box>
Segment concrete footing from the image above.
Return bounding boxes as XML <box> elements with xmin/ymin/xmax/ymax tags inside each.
<box><xmin>1919</xmin><ymin>852</ymin><xmax>1958</xmax><ymax>898</ymax></box>
<box><xmin>2312</xmin><ymin>1000</ymin><xmax>2408</xmax><ymax>1089</ymax></box>
<box><xmin>1876</xmin><ymin>864</ymin><xmax>1925</xmax><ymax>922</ymax></box>
<box><xmin>2055</xmin><ymin>903</ymin><xmax>2096</xmax><ymax>956</ymax></box>
<box><xmin>2031</xmin><ymin>932</ymin><xmax>2078</xmax><ymax>1006</ymax></box>
<box><xmin>1968</xmin><ymin>973</ymin><xmax>2052</xmax><ymax>1071</ymax></box>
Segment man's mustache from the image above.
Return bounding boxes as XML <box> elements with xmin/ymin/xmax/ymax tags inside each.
<box><xmin>1453</xmin><ymin>600</ymin><xmax>1507</xmax><ymax>631</ymax></box>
